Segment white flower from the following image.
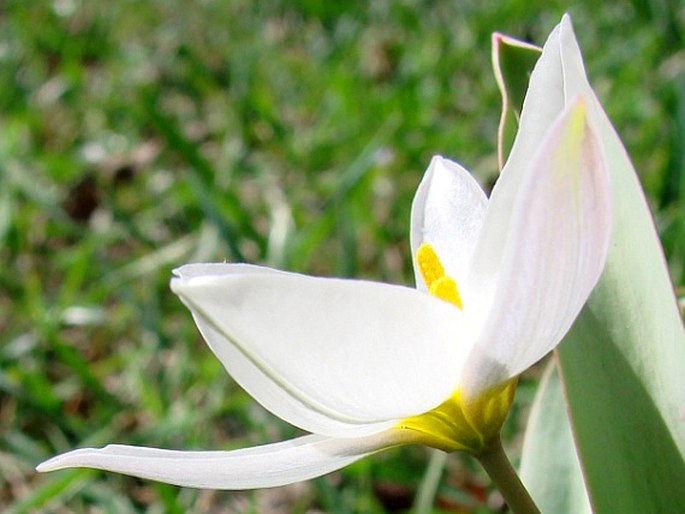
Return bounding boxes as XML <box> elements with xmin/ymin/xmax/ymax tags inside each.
<box><xmin>37</xmin><ymin>16</ymin><xmax>611</xmax><ymax>490</ymax></box>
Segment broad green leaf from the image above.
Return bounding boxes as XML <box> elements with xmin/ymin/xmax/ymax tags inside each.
<box><xmin>491</xmin><ymin>33</ymin><xmax>541</xmax><ymax>170</ymax></box>
<box><xmin>556</xmin><ymin>27</ymin><xmax>685</xmax><ymax>514</ymax></box>
<box><xmin>519</xmin><ymin>360</ymin><xmax>591</xmax><ymax>514</ymax></box>
<box><xmin>558</xmin><ymin>200</ymin><xmax>685</xmax><ymax>513</ymax></box>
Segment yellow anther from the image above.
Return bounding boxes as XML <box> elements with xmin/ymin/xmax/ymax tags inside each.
<box><xmin>429</xmin><ymin>276</ymin><xmax>463</xmax><ymax>310</ymax></box>
<box><xmin>416</xmin><ymin>243</ymin><xmax>445</xmax><ymax>288</ymax></box>
<box><xmin>416</xmin><ymin>242</ymin><xmax>462</xmax><ymax>309</ymax></box>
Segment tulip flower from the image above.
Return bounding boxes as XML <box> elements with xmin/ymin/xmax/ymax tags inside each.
<box><xmin>38</xmin><ymin>14</ymin><xmax>611</xmax><ymax>512</ymax></box>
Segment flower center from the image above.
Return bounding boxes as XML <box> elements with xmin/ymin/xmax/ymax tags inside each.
<box><xmin>397</xmin><ymin>379</ymin><xmax>517</xmax><ymax>453</ymax></box>
<box><xmin>394</xmin><ymin>242</ymin><xmax>516</xmax><ymax>454</ymax></box>
<box><xmin>415</xmin><ymin>243</ymin><xmax>463</xmax><ymax>309</ymax></box>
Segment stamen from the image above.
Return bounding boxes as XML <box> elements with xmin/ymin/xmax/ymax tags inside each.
<box><xmin>416</xmin><ymin>243</ymin><xmax>444</xmax><ymax>288</ymax></box>
<box><xmin>416</xmin><ymin>242</ymin><xmax>463</xmax><ymax>309</ymax></box>
<box><xmin>430</xmin><ymin>277</ymin><xmax>463</xmax><ymax>310</ymax></box>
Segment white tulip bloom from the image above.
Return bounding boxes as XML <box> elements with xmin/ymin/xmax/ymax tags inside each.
<box><xmin>38</xmin><ymin>16</ymin><xmax>611</xmax><ymax>491</ymax></box>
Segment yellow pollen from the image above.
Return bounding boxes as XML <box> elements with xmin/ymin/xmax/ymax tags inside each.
<box><xmin>416</xmin><ymin>243</ymin><xmax>445</xmax><ymax>286</ymax></box>
<box><xmin>416</xmin><ymin>243</ymin><xmax>463</xmax><ymax>309</ymax></box>
<box><xmin>429</xmin><ymin>277</ymin><xmax>463</xmax><ymax>309</ymax></box>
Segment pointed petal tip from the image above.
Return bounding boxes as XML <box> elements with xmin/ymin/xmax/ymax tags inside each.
<box><xmin>428</xmin><ymin>154</ymin><xmax>448</xmax><ymax>168</ymax></box>
<box><xmin>169</xmin><ymin>263</ymin><xmax>252</xmax><ymax>296</ymax></box>
<box><xmin>36</xmin><ymin>447</ymin><xmax>95</xmax><ymax>473</ymax></box>
<box><xmin>559</xmin><ymin>13</ymin><xmax>578</xmax><ymax>46</ymax></box>
<box><xmin>423</xmin><ymin>154</ymin><xmax>472</xmax><ymax>183</ymax></box>
<box><xmin>171</xmin><ymin>262</ymin><xmax>243</xmax><ymax>281</ymax></box>
<box><xmin>426</xmin><ymin>154</ymin><xmax>469</xmax><ymax>174</ymax></box>
<box><xmin>169</xmin><ymin>274</ymin><xmax>186</xmax><ymax>294</ymax></box>
<box><xmin>171</xmin><ymin>263</ymin><xmax>217</xmax><ymax>282</ymax></box>
<box><xmin>36</xmin><ymin>455</ymin><xmax>61</xmax><ymax>473</ymax></box>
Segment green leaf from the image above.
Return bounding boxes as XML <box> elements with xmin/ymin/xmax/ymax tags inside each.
<box><xmin>558</xmin><ymin>41</ymin><xmax>685</xmax><ymax>514</ymax></box>
<box><xmin>558</xmin><ymin>237</ymin><xmax>685</xmax><ymax>514</ymax></box>
<box><xmin>491</xmin><ymin>33</ymin><xmax>541</xmax><ymax>170</ymax></box>
<box><xmin>519</xmin><ymin>361</ymin><xmax>591</xmax><ymax>514</ymax></box>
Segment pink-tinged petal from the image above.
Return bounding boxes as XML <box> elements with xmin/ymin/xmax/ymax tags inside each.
<box><xmin>36</xmin><ymin>432</ymin><xmax>401</xmax><ymax>489</ymax></box>
<box><xmin>556</xmin><ymin>15</ymin><xmax>641</xmax><ymax>182</ymax></box>
<box><xmin>171</xmin><ymin>264</ymin><xmax>469</xmax><ymax>437</ymax></box>
<box><xmin>462</xmin><ymin>98</ymin><xmax>611</xmax><ymax>398</ymax></box>
<box><xmin>410</xmin><ymin>156</ymin><xmax>488</xmax><ymax>293</ymax></box>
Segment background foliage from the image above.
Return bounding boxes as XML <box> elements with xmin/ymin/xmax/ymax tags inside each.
<box><xmin>1</xmin><ymin>0</ymin><xmax>683</xmax><ymax>512</ymax></box>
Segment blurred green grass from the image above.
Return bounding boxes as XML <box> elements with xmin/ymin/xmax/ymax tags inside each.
<box><xmin>1</xmin><ymin>0</ymin><xmax>683</xmax><ymax>512</ymax></box>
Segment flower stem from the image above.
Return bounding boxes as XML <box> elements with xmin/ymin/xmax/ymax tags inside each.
<box><xmin>476</xmin><ymin>437</ymin><xmax>541</xmax><ymax>514</ymax></box>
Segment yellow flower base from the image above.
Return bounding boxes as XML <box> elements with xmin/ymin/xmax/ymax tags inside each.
<box><xmin>397</xmin><ymin>378</ymin><xmax>517</xmax><ymax>453</ymax></box>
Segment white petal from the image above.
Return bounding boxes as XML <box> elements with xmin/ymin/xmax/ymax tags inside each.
<box><xmin>171</xmin><ymin>264</ymin><xmax>468</xmax><ymax>437</ymax></box>
<box><xmin>506</xmin><ymin>21</ymin><xmax>566</xmax><ymax>171</ymax></box>
<box><xmin>462</xmin><ymin>99</ymin><xmax>611</xmax><ymax>397</ymax></box>
<box><xmin>557</xmin><ymin>15</ymin><xmax>632</xmax><ymax>167</ymax></box>
<box><xmin>468</xmin><ymin>22</ymin><xmax>567</xmax><ymax>285</ymax></box>
<box><xmin>558</xmin><ymin>15</ymin><xmax>590</xmax><ymax>103</ymax></box>
<box><xmin>410</xmin><ymin>155</ymin><xmax>488</xmax><ymax>291</ymax></box>
<box><xmin>36</xmin><ymin>432</ymin><xmax>397</xmax><ymax>489</ymax></box>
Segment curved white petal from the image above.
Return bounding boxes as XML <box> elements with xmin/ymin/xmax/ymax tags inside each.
<box><xmin>462</xmin><ymin>99</ymin><xmax>611</xmax><ymax>398</ymax></box>
<box><xmin>558</xmin><ymin>15</ymin><xmax>589</xmax><ymax>104</ymax></box>
<box><xmin>468</xmin><ymin>21</ymin><xmax>567</xmax><ymax>287</ymax></box>
<box><xmin>36</xmin><ymin>432</ymin><xmax>398</xmax><ymax>489</ymax></box>
<box><xmin>410</xmin><ymin>155</ymin><xmax>488</xmax><ymax>292</ymax></box>
<box><xmin>557</xmin><ymin>15</ymin><xmax>633</xmax><ymax>173</ymax></box>
<box><xmin>171</xmin><ymin>264</ymin><xmax>468</xmax><ymax>437</ymax></box>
